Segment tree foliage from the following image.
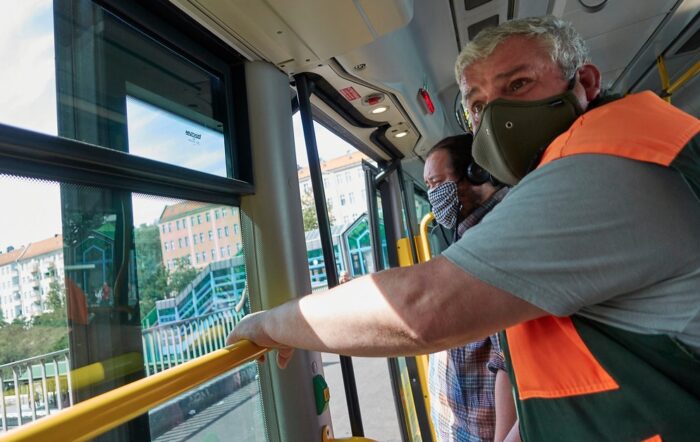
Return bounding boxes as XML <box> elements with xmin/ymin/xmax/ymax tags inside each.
<box><xmin>0</xmin><ymin>278</ymin><xmax>69</xmax><ymax>365</ymax></box>
<box><xmin>301</xmin><ymin>189</ymin><xmax>335</xmax><ymax>232</ymax></box>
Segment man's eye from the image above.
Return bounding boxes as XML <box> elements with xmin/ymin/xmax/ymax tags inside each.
<box><xmin>510</xmin><ymin>78</ymin><xmax>529</xmax><ymax>92</ymax></box>
<box><xmin>471</xmin><ymin>103</ymin><xmax>484</xmax><ymax>115</ymax></box>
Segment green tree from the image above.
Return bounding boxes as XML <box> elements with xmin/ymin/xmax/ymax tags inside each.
<box><xmin>134</xmin><ymin>223</ymin><xmax>167</xmax><ymax>320</ymax></box>
<box><xmin>46</xmin><ymin>277</ymin><xmax>65</xmax><ymax>312</ymax></box>
<box><xmin>138</xmin><ymin>264</ymin><xmax>169</xmax><ymax>319</ymax></box>
<box><xmin>168</xmin><ymin>258</ymin><xmax>198</xmax><ymax>295</ymax></box>
<box><xmin>301</xmin><ymin>189</ymin><xmax>335</xmax><ymax>231</ymax></box>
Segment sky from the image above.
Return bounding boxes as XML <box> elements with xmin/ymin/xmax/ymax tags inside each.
<box><xmin>0</xmin><ymin>1</ymin><xmax>353</xmax><ymax>251</ymax></box>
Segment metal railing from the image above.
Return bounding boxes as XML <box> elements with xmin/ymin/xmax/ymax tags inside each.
<box><xmin>0</xmin><ymin>350</ymin><xmax>73</xmax><ymax>432</ymax></box>
<box><xmin>142</xmin><ymin>307</ymin><xmax>246</xmax><ymax>375</ymax></box>
<box><xmin>0</xmin><ymin>340</ymin><xmax>267</xmax><ymax>442</ymax></box>
<box><xmin>0</xmin><ymin>306</ymin><xmax>244</xmax><ymax>433</ymax></box>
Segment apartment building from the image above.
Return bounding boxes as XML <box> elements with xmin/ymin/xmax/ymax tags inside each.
<box><xmin>0</xmin><ymin>235</ymin><xmax>64</xmax><ymax>321</ymax></box>
<box><xmin>298</xmin><ymin>150</ymin><xmax>369</xmax><ymax>226</ymax></box>
<box><xmin>158</xmin><ymin>202</ymin><xmax>243</xmax><ymax>270</ymax></box>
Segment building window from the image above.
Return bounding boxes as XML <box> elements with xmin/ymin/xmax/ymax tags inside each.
<box><xmin>176</xmin><ymin>220</ymin><xmax>181</xmax><ymax>230</ymax></box>
<box><xmin>206</xmin><ymin>212</ymin><xmax>210</xmax><ymax>222</ymax></box>
<box><xmin>336</xmin><ymin>175</ymin><xmax>342</xmax><ymax>184</ymax></box>
<box><xmin>220</xmin><ymin>247</ymin><xmax>225</xmax><ymax>257</ymax></box>
<box><xmin>236</xmin><ymin>243</ymin><xmax>242</xmax><ymax>252</ymax></box>
<box><xmin>170</xmin><ymin>240</ymin><xmax>174</xmax><ymax>250</ymax></box>
<box><xmin>349</xmin><ymin>192</ymin><xmax>354</xmax><ymax>204</ymax></box>
<box><xmin>303</xmin><ymin>182</ymin><xmax>310</xmax><ymax>193</ymax></box>
<box><xmin>217</xmin><ymin>228</ymin><xmax>222</xmax><ymax>238</ymax></box>
<box><xmin>190</xmin><ymin>216</ymin><xmax>195</xmax><ymax>226</ymax></box>
<box><xmin>199</xmin><ymin>232</ymin><xmax>204</xmax><ymax>242</ymax></box>
<box><xmin>164</xmin><ymin>243</ymin><xmax>169</xmax><ymax>251</ymax></box>
<box><xmin>184</xmin><ymin>236</ymin><xmax>189</xmax><ymax>246</ymax></box>
<box><xmin>211</xmin><ymin>249</ymin><xmax>216</xmax><ymax>260</ymax></box>
<box><xmin>224</xmin><ymin>226</ymin><xmax>229</xmax><ymax>237</ymax></box>
<box><xmin>345</xmin><ymin>171</ymin><xmax>351</xmax><ymax>182</ymax></box>
<box><xmin>193</xmin><ymin>235</ymin><xmax>198</xmax><ymax>245</ymax></box>
<box><xmin>215</xmin><ymin>209</ymin><xmax>220</xmax><ymax>219</ymax></box>
<box><xmin>222</xmin><ymin>208</ymin><xmax>227</xmax><ymax>217</ymax></box>
<box><xmin>340</xmin><ymin>194</ymin><xmax>346</xmax><ymax>206</ymax></box>
<box><xmin>233</xmin><ymin>223</ymin><xmax>239</xmax><ymax>235</ymax></box>
<box><xmin>197</xmin><ymin>214</ymin><xmax>202</xmax><ymax>224</ymax></box>
<box><xmin>208</xmin><ymin>230</ymin><xmax>213</xmax><ymax>240</ymax></box>
<box><xmin>168</xmin><ymin>222</ymin><xmax>173</xmax><ymax>232</ymax></box>
<box><xmin>226</xmin><ymin>245</ymin><xmax>231</xmax><ymax>256</ymax></box>
<box><xmin>195</xmin><ymin>254</ymin><xmax>200</xmax><ymax>263</ymax></box>
<box><xmin>178</xmin><ymin>238</ymin><xmax>183</xmax><ymax>248</ymax></box>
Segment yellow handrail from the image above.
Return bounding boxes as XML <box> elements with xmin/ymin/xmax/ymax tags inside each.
<box><xmin>668</xmin><ymin>59</ymin><xmax>700</xmax><ymax>96</ymax></box>
<box><xmin>418</xmin><ymin>212</ymin><xmax>435</xmax><ymax>263</ymax></box>
<box><xmin>657</xmin><ymin>56</ymin><xmax>700</xmax><ymax>104</ymax></box>
<box><xmin>0</xmin><ymin>341</ymin><xmax>267</xmax><ymax>442</ymax></box>
<box><xmin>656</xmin><ymin>56</ymin><xmax>671</xmax><ymax>103</ymax></box>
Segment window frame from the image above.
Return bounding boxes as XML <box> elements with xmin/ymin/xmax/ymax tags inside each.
<box><xmin>0</xmin><ymin>0</ymin><xmax>253</xmax><ymax>206</ymax></box>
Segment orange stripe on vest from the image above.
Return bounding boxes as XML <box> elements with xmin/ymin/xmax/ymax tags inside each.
<box><xmin>539</xmin><ymin>91</ymin><xmax>700</xmax><ymax>168</ymax></box>
<box><xmin>506</xmin><ymin>317</ymin><xmax>619</xmax><ymax>400</ymax></box>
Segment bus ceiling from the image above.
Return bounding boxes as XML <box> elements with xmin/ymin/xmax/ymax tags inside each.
<box><xmin>170</xmin><ymin>0</ymin><xmax>700</xmax><ymax>161</ymax></box>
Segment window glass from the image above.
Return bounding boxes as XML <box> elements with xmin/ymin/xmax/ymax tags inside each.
<box><xmin>0</xmin><ymin>1</ymin><xmax>57</xmax><ymax>136</ymax></box>
<box><xmin>126</xmin><ymin>96</ymin><xmax>226</xmax><ymax>177</ymax></box>
<box><xmin>0</xmin><ymin>175</ymin><xmax>266</xmax><ymax>438</ymax></box>
<box><xmin>4</xmin><ymin>1</ymin><xmax>236</xmax><ymax>179</ymax></box>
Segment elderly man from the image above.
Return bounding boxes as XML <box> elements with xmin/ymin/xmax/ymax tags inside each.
<box><xmin>230</xmin><ymin>16</ymin><xmax>700</xmax><ymax>440</ymax></box>
<box><xmin>423</xmin><ymin>134</ymin><xmax>512</xmax><ymax>441</ymax></box>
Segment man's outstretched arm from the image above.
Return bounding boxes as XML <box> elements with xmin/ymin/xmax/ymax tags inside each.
<box><xmin>227</xmin><ymin>256</ymin><xmax>546</xmax><ymax>365</ymax></box>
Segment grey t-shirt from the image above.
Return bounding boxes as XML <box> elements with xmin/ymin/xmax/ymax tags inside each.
<box><xmin>443</xmin><ymin>154</ymin><xmax>700</xmax><ymax>355</ymax></box>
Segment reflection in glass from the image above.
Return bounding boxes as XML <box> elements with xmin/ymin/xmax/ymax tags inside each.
<box><xmin>0</xmin><ymin>1</ymin><xmax>57</xmax><ymax>136</ymax></box>
<box><xmin>0</xmin><ymin>176</ymin><xmax>266</xmax><ymax>439</ymax></box>
<box><xmin>131</xmin><ymin>195</ymin><xmax>266</xmax><ymax>441</ymax></box>
<box><xmin>0</xmin><ymin>176</ymin><xmax>68</xmax><ymax>429</ymax></box>
<box><xmin>126</xmin><ymin>94</ymin><xmax>226</xmax><ymax>178</ymax></box>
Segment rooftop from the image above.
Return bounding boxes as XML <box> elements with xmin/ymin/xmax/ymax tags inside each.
<box><xmin>298</xmin><ymin>151</ymin><xmax>367</xmax><ymax>180</ymax></box>
<box><xmin>0</xmin><ymin>235</ymin><xmax>63</xmax><ymax>267</ymax></box>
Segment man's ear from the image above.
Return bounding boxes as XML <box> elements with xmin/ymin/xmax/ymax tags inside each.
<box><xmin>577</xmin><ymin>64</ymin><xmax>601</xmax><ymax>103</ymax></box>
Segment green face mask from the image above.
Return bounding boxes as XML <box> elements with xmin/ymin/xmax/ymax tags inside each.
<box><xmin>472</xmin><ymin>87</ymin><xmax>583</xmax><ymax>185</ymax></box>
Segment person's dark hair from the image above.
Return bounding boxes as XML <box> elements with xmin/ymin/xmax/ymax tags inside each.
<box><xmin>425</xmin><ymin>134</ymin><xmax>472</xmax><ymax>179</ymax></box>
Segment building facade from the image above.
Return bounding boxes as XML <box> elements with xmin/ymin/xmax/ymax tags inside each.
<box><xmin>0</xmin><ymin>235</ymin><xmax>64</xmax><ymax>322</ymax></box>
<box><xmin>158</xmin><ymin>202</ymin><xmax>243</xmax><ymax>270</ymax></box>
<box><xmin>298</xmin><ymin>151</ymin><xmax>369</xmax><ymax>226</ymax></box>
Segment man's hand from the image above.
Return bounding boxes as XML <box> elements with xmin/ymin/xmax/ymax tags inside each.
<box><xmin>226</xmin><ymin>311</ymin><xmax>295</xmax><ymax>369</ymax></box>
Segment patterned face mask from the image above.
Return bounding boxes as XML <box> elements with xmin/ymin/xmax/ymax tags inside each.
<box><xmin>428</xmin><ymin>180</ymin><xmax>460</xmax><ymax>230</ymax></box>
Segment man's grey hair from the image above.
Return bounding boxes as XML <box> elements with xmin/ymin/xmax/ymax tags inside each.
<box><xmin>455</xmin><ymin>16</ymin><xmax>590</xmax><ymax>91</ymax></box>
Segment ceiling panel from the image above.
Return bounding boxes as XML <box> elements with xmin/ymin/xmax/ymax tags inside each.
<box><xmin>562</xmin><ymin>0</ymin><xmax>677</xmax><ymax>39</ymax></box>
<box><xmin>586</xmin><ymin>15</ymin><xmax>666</xmax><ymax>76</ymax></box>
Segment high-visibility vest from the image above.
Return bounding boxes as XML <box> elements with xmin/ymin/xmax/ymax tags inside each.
<box><xmin>503</xmin><ymin>91</ymin><xmax>700</xmax><ymax>442</ymax></box>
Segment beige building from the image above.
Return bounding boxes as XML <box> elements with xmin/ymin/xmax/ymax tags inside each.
<box><xmin>158</xmin><ymin>202</ymin><xmax>243</xmax><ymax>270</ymax></box>
<box><xmin>298</xmin><ymin>151</ymin><xmax>369</xmax><ymax>226</ymax></box>
<box><xmin>0</xmin><ymin>235</ymin><xmax>64</xmax><ymax>322</ymax></box>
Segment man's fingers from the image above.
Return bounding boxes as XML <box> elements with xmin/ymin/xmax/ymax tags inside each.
<box><xmin>225</xmin><ymin>332</ymin><xmax>237</xmax><ymax>346</ymax></box>
<box><xmin>277</xmin><ymin>348</ymin><xmax>295</xmax><ymax>369</ymax></box>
